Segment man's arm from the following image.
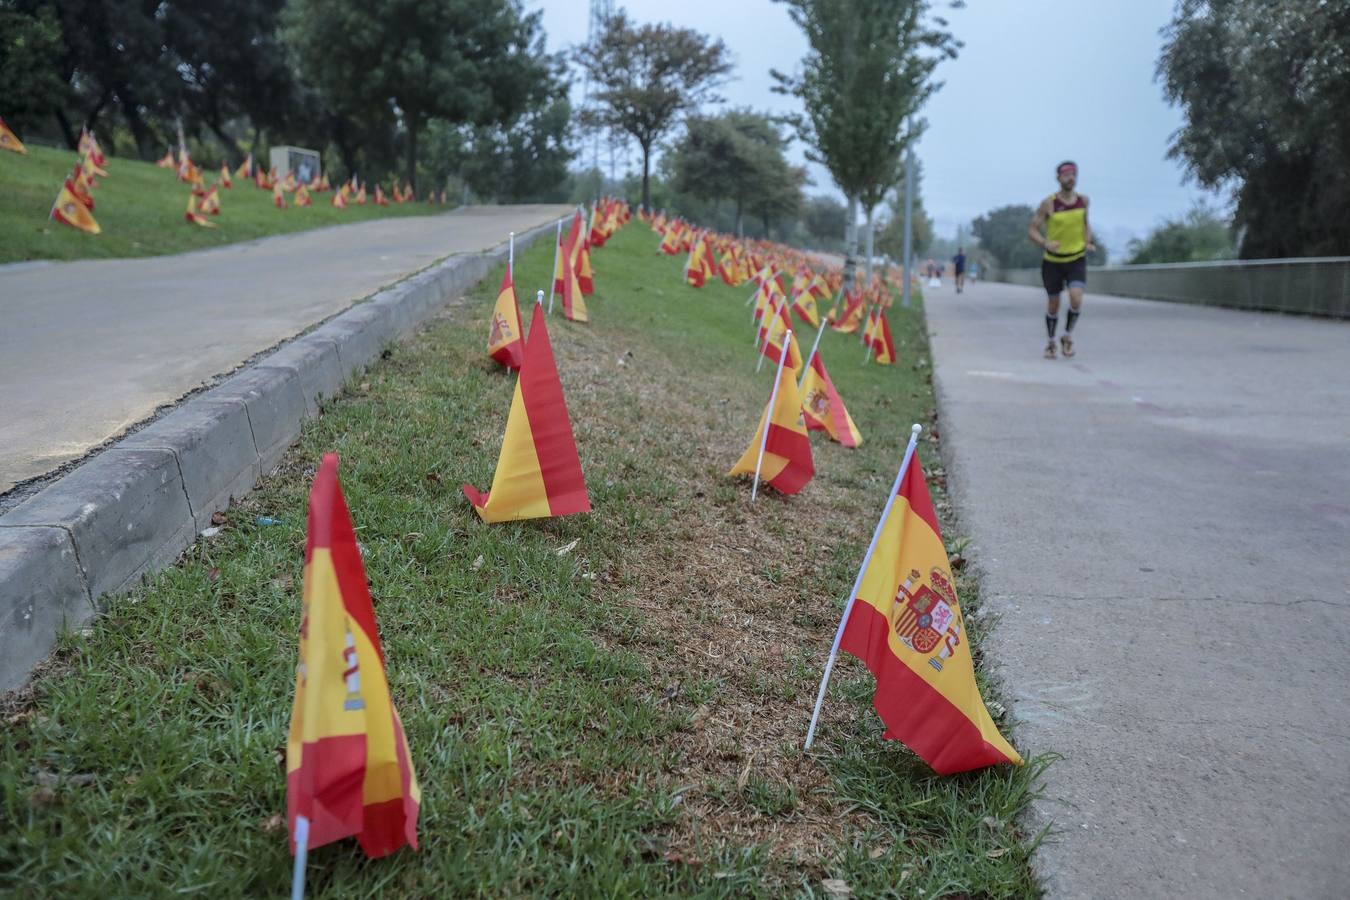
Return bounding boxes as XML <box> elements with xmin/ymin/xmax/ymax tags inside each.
<box><xmin>1082</xmin><ymin>195</ymin><xmax>1096</xmax><ymax>252</ymax></box>
<box><xmin>1028</xmin><ymin>199</ymin><xmax>1055</xmax><ymax>251</ymax></box>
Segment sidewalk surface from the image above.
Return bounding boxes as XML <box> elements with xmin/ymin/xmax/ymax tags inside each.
<box><xmin>0</xmin><ymin>205</ymin><xmax>571</xmax><ymax>496</ymax></box>
<box><xmin>925</xmin><ymin>279</ymin><xmax>1350</xmax><ymax>898</ymax></box>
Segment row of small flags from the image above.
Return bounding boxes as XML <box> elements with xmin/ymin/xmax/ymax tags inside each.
<box><xmin>4</xmin><ymin>122</ymin><xmax>113</xmax><ymax>235</ymax></box>
<box><xmin>648</xmin><ymin>210</ymin><xmax>1020</xmax><ymax>772</ymax></box>
<box><xmin>287</xmin><ymin>199</ymin><xmax>630</xmax><ymax>894</ymax></box>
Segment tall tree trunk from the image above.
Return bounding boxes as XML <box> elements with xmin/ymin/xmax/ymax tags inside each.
<box><xmin>842</xmin><ymin>194</ymin><xmax>859</xmax><ymax>293</ymax></box>
<box><xmin>864</xmin><ymin>205</ymin><xmax>875</xmax><ymax>283</ymax></box>
<box><xmin>640</xmin><ymin>140</ymin><xmax>652</xmax><ymax>211</ymax></box>
<box><xmin>405</xmin><ymin>118</ymin><xmax>419</xmax><ymax>194</ymax></box>
<box><xmin>115</xmin><ymin>85</ymin><xmax>154</xmax><ymax>160</ymax></box>
<box><xmin>54</xmin><ymin>109</ymin><xmax>77</xmax><ymax>149</ymax></box>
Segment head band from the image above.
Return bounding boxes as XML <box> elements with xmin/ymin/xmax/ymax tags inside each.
<box><xmin>1057</xmin><ymin>162</ymin><xmax>1077</xmax><ymax>176</ymax></box>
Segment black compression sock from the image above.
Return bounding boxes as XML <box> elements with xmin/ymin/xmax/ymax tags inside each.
<box><xmin>1066</xmin><ymin>308</ymin><xmax>1080</xmax><ymax>333</ymax></box>
<box><xmin>1046</xmin><ymin>314</ymin><xmax>1058</xmax><ymax>338</ymax></box>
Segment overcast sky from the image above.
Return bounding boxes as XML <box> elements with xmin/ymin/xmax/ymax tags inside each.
<box><xmin>530</xmin><ymin>0</ymin><xmax>1221</xmax><ymax>247</ymax></box>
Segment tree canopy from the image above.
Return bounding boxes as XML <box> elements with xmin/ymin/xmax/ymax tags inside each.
<box><xmin>573</xmin><ymin>11</ymin><xmax>732</xmax><ymax>210</ymax></box>
<box><xmin>1159</xmin><ymin>0</ymin><xmax>1350</xmax><ymax>258</ymax></box>
<box><xmin>1126</xmin><ymin>203</ymin><xmax>1234</xmax><ymax>264</ymax></box>
<box><xmin>669</xmin><ymin>110</ymin><xmax>804</xmax><ymax>235</ymax></box>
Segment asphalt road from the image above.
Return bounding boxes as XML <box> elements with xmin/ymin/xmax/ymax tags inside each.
<box><xmin>0</xmin><ymin>205</ymin><xmax>571</xmax><ymax>496</ymax></box>
<box><xmin>925</xmin><ymin>278</ymin><xmax>1350</xmax><ymax>898</ymax></box>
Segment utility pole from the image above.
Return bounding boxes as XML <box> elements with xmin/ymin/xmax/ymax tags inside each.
<box><xmin>901</xmin><ymin>141</ymin><xmax>915</xmax><ymax>308</ymax></box>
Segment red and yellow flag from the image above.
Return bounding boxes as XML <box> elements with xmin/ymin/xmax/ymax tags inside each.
<box><xmin>374</xmin><ymin>184</ymin><xmax>388</xmax><ymax>206</ymax></box>
<box><xmin>200</xmin><ymin>185</ymin><xmax>222</xmax><ymax>216</ymax></box>
<box><xmin>64</xmin><ymin>174</ymin><xmax>94</xmax><ymax>211</ymax></box>
<box><xmin>759</xmin><ymin>307</ymin><xmax>804</xmax><ymax>371</ymax></box>
<box><xmin>51</xmin><ymin>185</ymin><xmax>100</xmax><ymax>235</ymax></box>
<box><xmin>273</xmin><ymin>182</ymin><xmax>287</xmax><ymax>209</ymax></box>
<box><xmin>831</xmin><ymin>292</ymin><xmax>865</xmax><ymax>333</ymax></box>
<box><xmin>578</xmin><ymin>234</ymin><xmax>595</xmax><ymax>295</ymax></box>
<box><xmin>790</xmin><ymin>281</ymin><xmax>821</xmax><ymax>328</ymax></box>
<box><xmin>839</xmin><ymin>450</ymin><xmax>1021</xmax><ymax>774</ymax></box>
<box><xmin>332</xmin><ymin>190</ymin><xmax>348</xmax><ymax>209</ymax></box>
<box><xmin>155</xmin><ymin>148</ymin><xmax>174</xmax><ymax>168</ymax></box>
<box><xmin>463</xmin><ymin>303</ymin><xmax>590</xmax><ymax>521</ymax></box>
<box><xmin>487</xmin><ymin>268</ymin><xmax>525</xmax><ymax>371</ymax></box>
<box><xmin>559</xmin><ymin>233</ymin><xmax>589</xmax><ymax>323</ymax></box>
<box><xmin>864</xmin><ymin>308</ymin><xmax>897</xmax><ymax>364</ymax></box>
<box><xmin>235</xmin><ymin>153</ymin><xmax>253</xmax><ymax>180</ymax></box>
<box><xmin>184</xmin><ymin>193</ymin><xmax>216</xmax><ymax>227</ymax></box>
<box><xmin>355</xmin><ymin>185</ymin><xmax>367</xmax><ymax>205</ymax></box>
<box><xmin>800</xmin><ymin>352</ymin><xmax>862</xmax><ymax>448</ymax></box>
<box><xmin>729</xmin><ymin>356</ymin><xmax>814</xmax><ymax>495</ymax></box>
<box><xmin>288</xmin><ymin>454</ymin><xmax>421</xmax><ymax>858</ymax></box>
<box><xmin>295</xmin><ymin>184</ymin><xmax>312</xmax><ymax>207</ymax></box>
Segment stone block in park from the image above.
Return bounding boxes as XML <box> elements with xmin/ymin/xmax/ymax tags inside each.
<box><xmin>0</xmin><ymin>526</ymin><xmax>92</xmax><ymax>691</ymax></box>
<box><xmin>202</xmin><ymin>365</ymin><xmax>308</xmax><ymax>474</ymax></box>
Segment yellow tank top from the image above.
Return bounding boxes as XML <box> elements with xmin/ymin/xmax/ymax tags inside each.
<box><xmin>1044</xmin><ymin>194</ymin><xmax>1087</xmax><ymax>263</ymax></box>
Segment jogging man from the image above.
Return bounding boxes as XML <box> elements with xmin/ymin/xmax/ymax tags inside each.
<box><xmin>952</xmin><ymin>247</ymin><xmax>967</xmax><ymax>294</ymax></box>
<box><xmin>1028</xmin><ymin>161</ymin><xmax>1095</xmax><ymax>358</ymax></box>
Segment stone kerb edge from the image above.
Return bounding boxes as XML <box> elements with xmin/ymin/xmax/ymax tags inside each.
<box><xmin>0</xmin><ymin>220</ymin><xmax>556</xmax><ymax>691</ymax></box>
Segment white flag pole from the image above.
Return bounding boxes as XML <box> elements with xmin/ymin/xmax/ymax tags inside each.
<box><xmin>291</xmin><ymin>815</ymin><xmax>310</xmax><ymax>900</ymax></box>
<box><xmin>799</xmin><ymin>319</ymin><xmax>828</xmax><ymax>391</ymax></box>
<box><xmin>751</xmin><ymin>330</ymin><xmax>792</xmax><ymax>503</ymax></box>
<box><xmin>547</xmin><ymin>218</ymin><xmax>562</xmax><ymax>314</ymax></box>
<box><xmin>804</xmin><ymin>423</ymin><xmax>923</xmax><ymax>751</ymax></box>
<box><xmin>508</xmin><ymin>231</ymin><xmax>515</xmax><ymax>280</ymax></box>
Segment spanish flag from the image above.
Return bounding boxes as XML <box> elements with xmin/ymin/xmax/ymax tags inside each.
<box><xmin>463</xmin><ymin>302</ymin><xmax>590</xmax><ymax>522</ymax></box>
<box><xmin>800</xmin><ymin>352</ymin><xmax>862</xmax><ymax>448</ymax></box>
<box><xmin>831</xmin><ymin>292</ymin><xmax>865</xmax><ymax>334</ymax></box>
<box><xmin>374</xmin><ymin>184</ymin><xmax>388</xmax><ymax>206</ymax></box>
<box><xmin>838</xmin><ymin>449</ymin><xmax>1020</xmax><ymax>774</ymax></box>
<box><xmin>185</xmin><ymin>193</ymin><xmax>216</xmax><ymax>227</ymax></box>
<box><xmin>155</xmin><ymin>148</ymin><xmax>174</xmax><ymax>168</ymax></box>
<box><xmin>273</xmin><ymin>182</ymin><xmax>287</xmax><ymax>209</ymax></box>
<box><xmin>355</xmin><ymin>184</ymin><xmax>367</xmax><ymax>205</ymax></box>
<box><xmin>658</xmin><ymin>224</ymin><xmax>682</xmax><ymax>255</ymax></box>
<box><xmin>64</xmin><ymin>174</ymin><xmax>94</xmax><ymax>211</ymax></box>
<box><xmin>332</xmin><ymin>190</ymin><xmax>348</xmax><ymax>209</ymax></box>
<box><xmin>288</xmin><ymin>454</ymin><xmax>421</xmax><ymax>858</ymax></box>
<box><xmin>760</xmin><ymin>307</ymin><xmax>804</xmax><ymax>371</ymax></box>
<box><xmin>487</xmin><ymin>268</ymin><xmax>525</xmax><ymax>371</ymax></box>
<box><xmin>790</xmin><ymin>280</ymin><xmax>821</xmax><ymax>328</ymax></box>
<box><xmin>577</xmin><ymin>235</ymin><xmax>595</xmax><ymax>295</ymax></box>
<box><xmin>295</xmin><ymin>184</ymin><xmax>312</xmax><ymax>207</ymax></box>
<box><xmin>200</xmin><ymin>185</ymin><xmax>222</xmax><ymax>216</ymax></box>
<box><xmin>552</xmin><ymin>212</ymin><xmax>583</xmax><ymax>294</ymax></box>
<box><xmin>51</xmin><ymin>185</ymin><xmax>100</xmax><ymax>235</ymax></box>
<box><xmin>560</xmin><ymin>239</ymin><xmax>589</xmax><ymax>323</ymax></box>
<box><xmin>235</xmin><ymin>153</ymin><xmax>253</xmax><ymax>180</ymax></box>
<box><xmin>864</xmin><ymin>308</ymin><xmax>897</xmax><ymax>365</ymax></box>
<box><xmin>729</xmin><ymin>353</ymin><xmax>814</xmax><ymax>495</ymax></box>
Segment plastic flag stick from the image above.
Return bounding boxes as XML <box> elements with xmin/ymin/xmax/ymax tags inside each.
<box><xmin>547</xmin><ymin>218</ymin><xmax>562</xmax><ymax>314</ymax></box>
<box><xmin>804</xmin><ymin>424</ymin><xmax>923</xmax><ymax>750</ymax></box>
<box><xmin>291</xmin><ymin>815</ymin><xmax>310</xmax><ymax>900</ymax></box>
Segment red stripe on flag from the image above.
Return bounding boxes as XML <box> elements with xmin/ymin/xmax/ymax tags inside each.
<box><xmin>306</xmin><ymin>455</ymin><xmax>384</xmax><ymax>664</ymax></box>
<box><xmin>841</xmin><ymin>601</ymin><xmax>1017</xmax><ymax>774</ymax></box>
<box><xmin>519</xmin><ymin>307</ymin><xmax>590</xmax><ymax>516</ymax></box>
<box><xmin>899</xmin><ymin>450</ymin><xmax>941</xmax><ymax>536</ymax></box>
<box><xmin>764</xmin><ymin>424</ymin><xmax>814</xmax><ymax>494</ymax></box>
<box><xmin>288</xmin><ymin>733</ymin><xmax>367</xmax><ymax>851</ymax></box>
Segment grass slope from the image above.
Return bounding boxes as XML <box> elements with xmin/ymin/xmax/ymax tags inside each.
<box><xmin>0</xmin><ymin>225</ymin><xmax>1048</xmax><ymax>897</ymax></box>
<box><xmin>0</xmin><ymin>144</ymin><xmax>440</xmax><ymax>264</ymax></box>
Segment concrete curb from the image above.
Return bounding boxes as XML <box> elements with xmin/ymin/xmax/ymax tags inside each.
<box><xmin>0</xmin><ymin>219</ymin><xmax>556</xmax><ymax>691</ymax></box>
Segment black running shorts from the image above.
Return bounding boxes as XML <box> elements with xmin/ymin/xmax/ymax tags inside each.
<box><xmin>1041</xmin><ymin>257</ymin><xmax>1087</xmax><ymax>295</ymax></box>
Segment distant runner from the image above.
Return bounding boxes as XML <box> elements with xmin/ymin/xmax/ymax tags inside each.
<box><xmin>1028</xmin><ymin>160</ymin><xmax>1095</xmax><ymax>358</ymax></box>
<box><xmin>952</xmin><ymin>247</ymin><xmax>967</xmax><ymax>294</ymax></box>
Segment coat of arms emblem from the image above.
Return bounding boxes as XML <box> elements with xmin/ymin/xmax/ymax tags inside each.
<box><xmin>890</xmin><ymin>567</ymin><xmax>963</xmax><ymax>672</ymax></box>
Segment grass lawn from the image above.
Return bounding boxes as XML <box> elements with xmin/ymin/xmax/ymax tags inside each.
<box><xmin>0</xmin><ymin>223</ymin><xmax>1049</xmax><ymax>897</ymax></box>
<box><xmin>0</xmin><ymin>143</ymin><xmax>441</xmax><ymax>264</ymax></box>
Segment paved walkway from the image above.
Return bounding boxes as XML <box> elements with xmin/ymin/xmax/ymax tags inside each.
<box><xmin>925</xmin><ymin>279</ymin><xmax>1350</xmax><ymax>898</ymax></box>
<box><xmin>0</xmin><ymin>205</ymin><xmax>570</xmax><ymax>495</ymax></box>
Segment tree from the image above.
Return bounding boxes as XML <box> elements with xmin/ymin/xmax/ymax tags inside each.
<box><xmin>669</xmin><ymin>109</ymin><xmax>802</xmax><ymax>235</ymax></box>
<box><xmin>801</xmin><ymin>195</ymin><xmax>848</xmax><ymax>251</ymax></box>
<box><xmin>876</xmin><ymin>158</ymin><xmax>933</xmax><ymax>260</ymax></box>
<box><xmin>773</xmin><ymin>0</ymin><xmax>959</xmax><ymax>286</ymax></box>
<box><xmin>1159</xmin><ymin>0</ymin><xmax>1350</xmax><ymax>258</ymax></box>
<box><xmin>573</xmin><ymin>10</ymin><xmax>733</xmax><ymax>211</ymax></box>
<box><xmin>0</xmin><ymin>4</ymin><xmax>66</xmax><ymax>135</ymax></box>
<box><xmin>971</xmin><ymin>204</ymin><xmax>1042</xmax><ymax>270</ymax></box>
<box><xmin>1127</xmin><ymin>203</ymin><xmax>1234</xmax><ymax>264</ymax></box>
<box><xmin>286</xmin><ymin>0</ymin><xmax>554</xmax><ymax>191</ymax></box>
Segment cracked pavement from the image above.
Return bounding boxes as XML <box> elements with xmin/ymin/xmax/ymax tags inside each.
<box><xmin>925</xmin><ymin>279</ymin><xmax>1350</xmax><ymax>898</ymax></box>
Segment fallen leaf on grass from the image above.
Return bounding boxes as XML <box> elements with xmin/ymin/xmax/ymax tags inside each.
<box><xmin>822</xmin><ymin>878</ymin><xmax>851</xmax><ymax>898</ymax></box>
<box><xmin>663</xmin><ymin>850</ymin><xmax>701</xmax><ymax>866</ymax></box>
<box><xmin>425</xmin><ymin>472</ymin><xmax>441</xmax><ymax>483</ymax></box>
<box><xmin>261</xmin><ymin>813</ymin><xmax>286</xmax><ymax>833</ymax></box>
<box><xmin>471</xmin><ymin>555</ymin><xmax>485</xmax><ymax>571</ymax></box>
<box><xmin>868</xmin><ymin>846</ymin><xmax>886</xmax><ymax>859</ymax></box>
<box><xmin>210</xmin><ymin>511</ymin><xmax>228</xmax><ymax>526</ymax></box>
<box><xmin>981</xmin><ymin>816</ymin><xmax>1003</xmax><ymax>832</ymax></box>
<box><xmin>556</xmin><ymin>538</ymin><xmax>580</xmax><ymax>556</ymax></box>
<box><xmin>986</xmin><ymin>847</ymin><xmax>1008</xmax><ymax>859</ymax></box>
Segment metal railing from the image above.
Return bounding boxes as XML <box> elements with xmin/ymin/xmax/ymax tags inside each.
<box><xmin>996</xmin><ymin>257</ymin><xmax>1350</xmax><ymax>318</ymax></box>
